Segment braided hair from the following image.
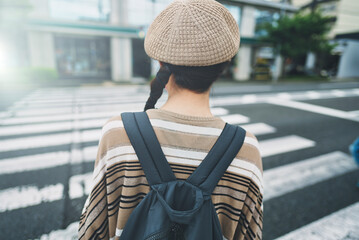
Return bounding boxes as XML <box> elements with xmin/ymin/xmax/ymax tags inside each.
<box><xmin>144</xmin><ymin>65</ymin><xmax>172</xmax><ymax>111</ymax></box>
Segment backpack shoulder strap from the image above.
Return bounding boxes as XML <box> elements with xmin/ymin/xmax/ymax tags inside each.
<box><xmin>186</xmin><ymin>123</ymin><xmax>246</xmax><ymax>194</ymax></box>
<box><xmin>121</xmin><ymin>111</ymin><xmax>176</xmax><ymax>186</ymax></box>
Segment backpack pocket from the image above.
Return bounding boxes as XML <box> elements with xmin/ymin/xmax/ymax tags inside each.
<box><xmin>152</xmin><ymin>180</ymin><xmax>204</xmax><ymax>224</ymax></box>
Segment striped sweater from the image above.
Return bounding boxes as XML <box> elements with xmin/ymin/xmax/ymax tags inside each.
<box><xmin>78</xmin><ymin>108</ymin><xmax>263</xmax><ymax>240</ymax></box>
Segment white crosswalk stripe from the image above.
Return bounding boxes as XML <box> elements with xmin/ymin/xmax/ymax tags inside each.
<box><xmin>0</xmin><ymin>152</ymin><xmax>71</xmax><ymax>175</ymax></box>
<box><xmin>241</xmin><ymin>123</ymin><xmax>276</xmax><ymax>136</ymax></box>
<box><xmin>0</xmin><ymin>184</ymin><xmax>64</xmax><ymax>212</ymax></box>
<box><xmin>69</xmin><ymin>173</ymin><xmax>92</xmax><ymax>200</ymax></box>
<box><xmin>209</xmin><ymin>88</ymin><xmax>359</xmax><ymax>106</ymax></box>
<box><xmin>267</xmin><ymin>99</ymin><xmax>359</xmax><ymax>122</ymax></box>
<box><xmin>1</xmin><ymin>87</ymin><xmax>358</xmax><ymax>240</ymax></box>
<box><xmin>38</xmin><ymin>222</ymin><xmax>79</xmax><ymax>240</ymax></box>
<box><xmin>220</xmin><ymin>114</ymin><xmax>250</xmax><ymax>124</ymax></box>
<box><xmin>275</xmin><ymin>202</ymin><xmax>359</xmax><ymax>240</ymax></box>
<box><xmin>259</xmin><ymin>135</ymin><xmax>316</xmax><ymax>157</ymax></box>
<box><xmin>264</xmin><ymin>151</ymin><xmax>357</xmax><ymax>201</ymax></box>
<box><xmin>0</xmin><ymin>106</ymin><xmax>227</xmax><ymax>126</ymax></box>
<box><xmin>0</xmin><ymin>146</ymin><xmax>98</xmax><ymax>175</ymax></box>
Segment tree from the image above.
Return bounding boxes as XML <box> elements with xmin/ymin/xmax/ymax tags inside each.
<box><xmin>259</xmin><ymin>11</ymin><xmax>334</xmax><ymax>76</ymax></box>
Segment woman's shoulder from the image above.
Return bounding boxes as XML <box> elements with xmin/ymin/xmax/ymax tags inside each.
<box><xmin>100</xmin><ymin>109</ymin><xmax>262</xmax><ymax>173</ymax></box>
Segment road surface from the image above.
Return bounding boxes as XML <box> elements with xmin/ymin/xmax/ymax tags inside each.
<box><xmin>0</xmin><ymin>82</ymin><xmax>358</xmax><ymax>240</ymax></box>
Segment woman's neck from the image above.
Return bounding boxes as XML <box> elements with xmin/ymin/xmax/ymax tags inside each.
<box><xmin>159</xmin><ymin>88</ymin><xmax>213</xmax><ymax>117</ymax></box>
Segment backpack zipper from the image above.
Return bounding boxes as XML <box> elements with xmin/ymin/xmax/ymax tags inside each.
<box><xmin>145</xmin><ymin>223</ymin><xmax>184</xmax><ymax>240</ymax></box>
<box><xmin>145</xmin><ymin>228</ymin><xmax>170</xmax><ymax>240</ymax></box>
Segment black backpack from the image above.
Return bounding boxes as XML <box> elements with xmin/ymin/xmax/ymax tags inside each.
<box><xmin>120</xmin><ymin>111</ymin><xmax>246</xmax><ymax>240</ymax></box>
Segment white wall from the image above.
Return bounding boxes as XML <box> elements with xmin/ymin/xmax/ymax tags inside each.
<box><xmin>28</xmin><ymin>32</ymin><xmax>56</xmax><ymax>68</ymax></box>
<box><xmin>111</xmin><ymin>38</ymin><xmax>132</xmax><ymax>82</ymax></box>
<box><xmin>234</xmin><ymin>6</ymin><xmax>256</xmax><ymax>81</ymax></box>
<box><xmin>28</xmin><ymin>0</ymin><xmax>49</xmax><ymax>18</ymax></box>
<box><xmin>333</xmin><ymin>0</ymin><xmax>359</xmax><ymax>36</ymax></box>
<box><xmin>110</xmin><ymin>0</ymin><xmax>133</xmax><ymax>82</ymax></box>
<box><xmin>337</xmin><ymin>40</ymin><xmax>359</xmax><ymax>78</ymax></box>
<box><xmin>234</xmin><ymin>46</ymin><xmax>252</xmax><ymax>81</ymax></box>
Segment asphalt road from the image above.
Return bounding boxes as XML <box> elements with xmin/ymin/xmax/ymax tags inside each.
<box><xmin>0</xmin><ymin>81</ymin><xmax>358</xmax><ymax>240</ymax></box>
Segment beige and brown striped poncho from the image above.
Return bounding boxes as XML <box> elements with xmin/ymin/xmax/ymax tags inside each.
<box><xmin>78</xmin><ymin>108</ymin><xmax>263</xmax><ymax>240</ymax></box>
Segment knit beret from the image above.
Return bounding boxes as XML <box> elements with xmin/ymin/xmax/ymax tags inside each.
<box><xmin>144</xmin><ymin>0</ymin><xmax>240</xmax><ymax>66</ymax></box>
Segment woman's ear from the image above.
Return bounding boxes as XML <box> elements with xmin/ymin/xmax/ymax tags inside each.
<box><xmin>159</xmin><ymin>61</ymin><xmax>163</xmax><ymax>67</ymax></box>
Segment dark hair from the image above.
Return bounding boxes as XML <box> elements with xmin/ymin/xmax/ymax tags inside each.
<box><xmin>144</xmin><ymin>60</ymin><xmax>230</xmax><ymax>111</ymax></box>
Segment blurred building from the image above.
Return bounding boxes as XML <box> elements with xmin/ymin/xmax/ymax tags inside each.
<box><xmin>298</xmin><ymin>0</ymin><xmax>359</xmax><ymax>78</ymax></box>
<box><xmin>271</xmin><ymin>0</ymin><xmax>359</xmax><ymax>78</ymax></box>
<box><xmin>1</xmin><ymin>0</ymin><xmax>298</xmax><ymax>82</ymax></box>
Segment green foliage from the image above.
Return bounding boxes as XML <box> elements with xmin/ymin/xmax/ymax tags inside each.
<box><xmin>20</xmin><ymin>67</ymin><xmax>59</xmax><ymax>82</ymax></box>
<box><xmin>259</xmin><ymin>11</ymin><xmax>334</xmax><ymax>59</ymax></box>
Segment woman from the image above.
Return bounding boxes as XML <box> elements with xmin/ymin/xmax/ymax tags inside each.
<box><xmin>79</xmin><ymin>0</ymin><xmax>263</xmax><ymax>239</ymax></box>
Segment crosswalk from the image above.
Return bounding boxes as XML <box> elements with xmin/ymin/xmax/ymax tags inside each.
<box><xmin>0</xmin><ymin>86</ymin><xmax>358</xmax><ymax>240</ymax></box>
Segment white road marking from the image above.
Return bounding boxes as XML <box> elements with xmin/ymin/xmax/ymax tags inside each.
<box><xmin>0</xmin><ymin>120</ymin><xmax>105</xmax><ymax>141</ymax></box>
<box><xmin>0</xmin><ymin>132</ymin><xmax>72</xmax><ymax>152</ymax></box>
<box><xmin>0</xmin><ymin>146</ymin><xmax>97</xmax><ymax>175</ymax></box>
<box><xmin>275</xmin><ymin>202</ymin><xmax>359</xmax><ymax>240</ymax></box>
<box><xmin>69</xmin><ymin>172</ymin><xmax>92</xmax><ymax>199</ymax></box>
<box><xmin>277</xmin><ymin>93</ymin><xmax>292</xmax><ymax>99</ymax></box>
<box><xmin>82</xmin><ymin>146</ymin><xmax>98</xmax><ymax>162</ymax></box>
<box><xmin>241</xmin><ymin>94</ymin><xmax>258</xmax><ymax>104</ymax></box>
<box><xmin>0</xmin><ymin>122</ymin><xmax>73</xmax><ymax>136</ymax></box>
<box><xmin>0</xmin><ymin>111</ymin><xmax>11</xmax><ymax>118</ymax></box>
<box><xmin>0</xmin><ymin>184</ymin><xmax>63</xmax><ymax>212</ymax></box>
<box><xmin>264</xmin><ymin>151</ymin><xmax>357</xmax><ymax>201</ymax></box>
<box><xmin>221</xmin><ymin>114</ymin><xmax>250</xmax><ymax>124</ymax></box>
<box><xmin>20</xmin><ymin>93</ymin><xmax>149</xmax><ymax>104</ymax></box>
<box><xmin>0</xmin><ymin>131</ymin><xmax>100</xmax><ymax>153</ymax></box>
<box><xmin>0</xmin><ymin>109</ymin><xmax>229</xmax><ymax>137</ymax></box>
<box><xmin>39</xmin><ymin>221</ymin><xmax>79</xmax><ymax>240</ymax></box>
<box><xmin>259</xmin><ymin>135</ymin><xmax>315</xmax><ymax>158</ymax></box>
<box><xmin>349</xmin><ymin>110</ymin><xmax>359</xmax><ymax>117</ymax></box>
<box><xmin>209</xmin><ymin>88</ymin><xmax>359</xmax><ymax>107</ymax></box>
<box><xmin>331</xmin><ymin>89</ymin><xmax>346</xmax><ymax>97</ymax></box>
<box><xmin>18</xmin><ymin>96</ymin><xmax>149</xmax><ymax>111</ymax></box>
<box><xmin>0</xmin><ymin>152</ymin><xmax>70</xmax><ymax>175</ymax></box>
<box><xmin>1</xmin><ymin>111</ymin><xmax>115</xmax><ymax>125</ymax></box>
<box><xmin>14</xmin><ymin>107</ymin><xmax>73</xmax><ymax>117</ymax></box>
<box><xmin>211</xmin><ymin>96</ymin><xmax>243</xmax><ymax>106</ymax></box>
<box><xmin>306</xmin><ymin>91</ymin><xmax>321</xmax><ymax>99</ymax></box>
<box><xmin>3</xmin><ymin>88</ymin><xmax>358</xmax><ymax>124</ymax></box>
<box><xmin>240</xmin><ymin>123</ymin><xmax>276</xmax><ymax>136</ymax></box>
<box><xmin>0</xmin><ymin>172</ymin><xmax>96</xmax><ymax>213</ymax></box>
<box><xmin>10</xmin><ymin>103</ymin><xmax>142</xmax><ymax>118</ymax></box>
<box><xmin>210</xmin><ymin>107</ymin><xmax>229</xmax><ymax>116</ymax></box>
<box><xmin>267</xmin><ymin>99</ymin><xmax>359</xmax><ymax>122</ymax></box>
<box><xmin>354</xmin><ymin>88</ymin><xmax>359</xmax><ymax>95</ymax></box>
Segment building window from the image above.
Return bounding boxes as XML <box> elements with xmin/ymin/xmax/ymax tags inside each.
<box><xmin>255</xmin><ymin>10</ymin><xmax>280</xmax><ymax>37</ymax></box>
<box><xmin>127</xmin><ymin>1</ymin><xmax>241</xmax><ymax>30</ymax></box>
<box><xmin>54</xmin><ymin>35</ymin><xmax>111</xmax><ymax>79</ymax></box>
<box><xmin>49</xmin><ymin>0</ymin><xmax>111</xmax><ymax>22</ymax></box>
<box><xmin>128</xmin><ymin>0</ymin><xmax>173</xmax><ymax>28</ymax></box>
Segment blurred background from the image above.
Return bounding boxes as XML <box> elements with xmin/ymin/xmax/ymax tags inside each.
<box><xmin>0</xmin><ymin>0</ymin><xmax>359</xmax><ymax>239</ymax></box>
<box><xmin>1</xmin><ymin>0</ymin><xmax>358</xmax><ymax>85</ymax></box>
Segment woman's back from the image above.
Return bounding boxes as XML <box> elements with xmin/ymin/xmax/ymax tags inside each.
<box><xmin>79</xmin><ymin>108</ymin><xmax>263</xmax><ymax>240</ymax></box>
